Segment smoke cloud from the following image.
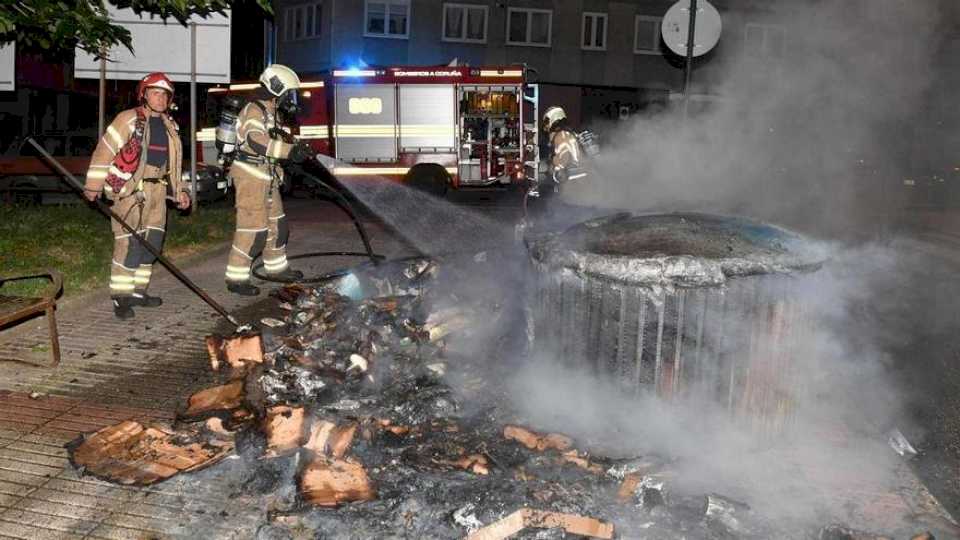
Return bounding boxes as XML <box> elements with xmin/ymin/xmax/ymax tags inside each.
<box><xmin>584</xmin><ymin>0</ymin><xmax>946</xmax><ymax>239</ymax></box>
<box><xmin>499</xmin><ymin>1</ymin><xmax>956</xmax><ymax>534</ymax></box>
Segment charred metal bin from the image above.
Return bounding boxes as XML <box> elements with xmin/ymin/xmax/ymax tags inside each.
<box><xmin>526</xmin><ymin>213</ymin><xmax>827</xmax><ymax>434</ymax></box>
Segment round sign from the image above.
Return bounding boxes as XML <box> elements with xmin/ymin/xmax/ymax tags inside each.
<box><xmin>661</xmin><ymin>0</ymin><xmax>722</xmax><ymax>57</ymax></box>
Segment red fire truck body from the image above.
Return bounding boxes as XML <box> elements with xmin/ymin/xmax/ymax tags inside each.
<box><xmin>198</xmin><ymin>66</ymin><xmax>540</xmax><ymax>194</ymax></box>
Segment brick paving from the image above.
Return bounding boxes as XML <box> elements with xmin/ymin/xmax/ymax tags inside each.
<box><xmin>0</xmin><ymin>199</ymin><xmax>412</xmax><ymax>538</ymax></box>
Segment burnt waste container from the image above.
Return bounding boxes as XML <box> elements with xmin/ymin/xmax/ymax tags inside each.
<box><xmin>526</xmin><ymin>212</ymin><xmax>828</xmax><ymax>435</ymax></box>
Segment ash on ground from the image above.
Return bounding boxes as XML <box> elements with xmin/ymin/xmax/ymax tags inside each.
<box><xmin>67</xmin><ymin>251</ymin><xmax>952</xmax><ymax>540</ymax></box>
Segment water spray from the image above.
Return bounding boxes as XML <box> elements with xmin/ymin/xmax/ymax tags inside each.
<box><xmin>251</xmin><ymin>157</ymin><xmax>387</xmax><ymax>284</ymax></box>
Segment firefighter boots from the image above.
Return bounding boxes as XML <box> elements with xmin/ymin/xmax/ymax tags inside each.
<box><xmin>131</xmin><ymin>292</ymin><xmax>163</xmax><ymax>307</ymax></box>
<box><xmin>227</xmin><ymin>282</ymin><xmax>261</xmax><ymax>296</ymax></box>
<box><xmin>112</xmin><ymin>297</ymin><xmax>135</xmax><ymax>320</ymax></box>
<box><xmin>269</xmin><ymin>268</ymin><xmax>303</xmax><ymax>282</ymax></box>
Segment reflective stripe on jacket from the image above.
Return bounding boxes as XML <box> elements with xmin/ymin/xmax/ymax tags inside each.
<box><xmin>237</xmin><ymin>100</ymin><xmax>293</xmax><ymax>162</ymax></box>
<box><xmin>85</xmin><ymin>107</ymin><xmax>184</xmax><ymax>199</ymax></box>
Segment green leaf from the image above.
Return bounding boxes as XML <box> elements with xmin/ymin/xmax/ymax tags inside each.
<box><xmin>1</xmin><ymin>0</ymin><xmax>270</xmax><ymax>54</ymax></box>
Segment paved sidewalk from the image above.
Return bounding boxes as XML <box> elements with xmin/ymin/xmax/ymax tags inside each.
<box><xmin>0</xmin><ymin>199</ymin><xmax>411</xmax><ymax>539</ymax></box>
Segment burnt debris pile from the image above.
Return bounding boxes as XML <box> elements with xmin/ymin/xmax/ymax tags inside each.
<box><xmin>65</xmin><ymin>246</ymin><xmax>946</xmax><ymax>539</ymax></box>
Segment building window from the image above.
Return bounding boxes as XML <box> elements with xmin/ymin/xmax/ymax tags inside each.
<box><xmin>506</xmin><ymin>7</ymin><xmax>551</xmax><ymax>47</ymax></box>
<box><xmin>443</xmin><ymin>3</ymin><xmax>488</xmax><ymax>43</ymax></box>
<box><xmin>365</xmin><ymin>0</ymin><xmax>410</xmax><ymax>39</ymax></box>
<box><xmin>581</xmin><ymin>12</ymin><xmax>607</xmax><ymax>51</ymax></box>
<box><xmin>744</xmin><ymin>23</ymin><xmax>785</xmax><ymax>59</ymax></box>
<box><xmin>283</xmin><ymin>2</ymin><xmax>322</xmax><ymax>42</ymax></box>
<box><xmin>634</xmin><ymin>15</ymin><xmax>662</xmax><ymax>54</ymax></box>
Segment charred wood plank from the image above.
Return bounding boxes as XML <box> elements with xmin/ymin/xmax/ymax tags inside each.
<box><xmin>205</xmin><ymin>332</ymin><xmax>264</xmax><ymax>376</ymax></box>
<box><xmin>180</xmin><ymin>380</ymin><xmax>246</xmax><ymax>420</ymax></box>
<box><xmin>503</xmin><ymin>425</ymin><xmax>573</xmax><ymax>452</ymax></box>
<box><xmin>466</xmin><ymin>508</ymin><xmax>614</xmax><ymax>540</ymax></box>
<box><xmin>67</xmin><ymin>420</ymin><xmax>233</xmax><ymax>486</ymax></box>
<box><xmin>263</xmin><ymin>406</ymin><xmax>308</xmax><ymax>457</ymax></box>
<box><xmin>299</xmin><ymin>456</ymin><xmax>377</xmax><ymax>507</ymax></box>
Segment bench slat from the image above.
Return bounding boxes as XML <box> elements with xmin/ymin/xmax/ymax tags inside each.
<box><xmin>0</xmin><ymin>295</ymin><xmax>51</xmax><ymax>326</ymax></box>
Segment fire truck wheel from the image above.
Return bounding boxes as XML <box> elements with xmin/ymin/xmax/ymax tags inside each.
<box><xmin>407</xmin><ymin>166</ymin><xmax>449</xmax><ymax>198</ymax></box>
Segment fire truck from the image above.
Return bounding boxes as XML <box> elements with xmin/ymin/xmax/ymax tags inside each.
<box><xmin>197</xmin><ymin>65</ymin><xmax>541</xmax><ymax>195</ymax></box>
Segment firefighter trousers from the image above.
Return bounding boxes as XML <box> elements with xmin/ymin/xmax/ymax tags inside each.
<box><xmin>225</xmin><ymin>161</ymin><xmax>289</xmax><ymax>284</ymax></box>
<box><xmin>110</xmin><ymin>181</ymin><xmax>167</xmax><ymax>298</ymax></box>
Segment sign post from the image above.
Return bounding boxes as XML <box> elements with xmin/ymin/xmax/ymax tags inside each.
<box><xmin>190</xmin><ymin>22</ymin><xmax>198</xmax><ymax>208</ymax></box>
<box><xmin>662</xmin><ymin>0</ymin><xmax>722</xmax><ymax>116</ymax></box>
<box><xmin>98</xmin><ymin>52</ymin><xmax>106</xmax><ymax>137</ymax></box>
<box><xmin>683</xmin><ymin>0</ymin><xmax>698</xmax><ymax>106</ymax></box>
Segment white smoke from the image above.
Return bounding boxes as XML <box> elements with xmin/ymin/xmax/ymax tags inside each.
<box><xmin>502</xmin><ymin>0</ymin><xmax>954</xmax><ymax>534</ymax></box>
<box><xmin>583</xmin><ymin>0</ymin><xmax>945</xmax><ymax>240</ymax></box>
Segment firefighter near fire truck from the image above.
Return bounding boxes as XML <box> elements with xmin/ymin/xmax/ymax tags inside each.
<box><xmin>223</xmin><ymin>64</ymin><xmax>310</xmax><ymax>296</ymax></box>
<box><xmin>531</xmin><ymin>105</ymin><xmax>600</xmax><ymax>229</ymax></box>
<box><xmin>83</xmin><ymin>72</ymin><xmax>191</xmax><ymax>320</ymax></box>
<box><xmin>543</xmin><ymin>106</ymin><xmax>590</xmax><ymax>199</ymax></box>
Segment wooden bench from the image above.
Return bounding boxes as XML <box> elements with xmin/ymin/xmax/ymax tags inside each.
<box><xmin>0</xmin><ymin>270</ymin><xmax>63</xmax><ymax>367</ymax></box>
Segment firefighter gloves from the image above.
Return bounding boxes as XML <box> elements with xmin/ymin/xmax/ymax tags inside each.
<box><xmin>287</xmin><ymin>143</ymin><xmax>315</xmax><ymax>164</ymax></box>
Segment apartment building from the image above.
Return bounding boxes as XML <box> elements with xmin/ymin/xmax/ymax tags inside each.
<box><xmin>274</xmin><ymin>0</ymin><xmax>789</xmax><ymax>126</ymax></box>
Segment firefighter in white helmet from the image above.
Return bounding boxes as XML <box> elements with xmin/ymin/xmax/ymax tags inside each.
<box><xmin>532</xmin><ymin>105</ymin><xmax>596</xmax><ymax>228</ymax></box>
<box><xmin>83</xmin><ymin>71</ymin><xmax>191</xmax><ymax>319</ymax></box>
<box><xmin>543</xmin><ymin>106</ymin><xmax>589</xmax><ymax>192</ymax></box>
<box><xmin>224</xmin><ymin>64</ymin><xmax>312</xmax><ymax>296</ymax></box>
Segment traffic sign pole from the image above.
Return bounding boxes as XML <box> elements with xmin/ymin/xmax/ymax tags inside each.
<box><xmin>683</xmin><ymin>0</ymin><xmax>699</xmax><ymax>116</ymax></box>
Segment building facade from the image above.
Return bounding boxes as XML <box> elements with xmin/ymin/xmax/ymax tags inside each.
<box><xmin>274</xmin><ymin>0</ymin><xmax>789</xmax><ymax>126</ymax></box>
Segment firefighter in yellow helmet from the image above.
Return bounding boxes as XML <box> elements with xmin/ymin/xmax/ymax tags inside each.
<box><xmin>542</xmin><ymin>106</ymin><xmax>590</xmax><ymax>203</ymax></box>
<box><xmin>83</xmin><ymin>72</ymin><xmax>191</xmax><ymax>319</ymax></box>
<box><xmin>224</xmin><ymin>64</ymin><xmax>311</xmax><ymax>295</ymax></box>
<box><xmin>523</xmin><ymin>105</ymin><xmax>596</xmax><ymax>232</ymax></box>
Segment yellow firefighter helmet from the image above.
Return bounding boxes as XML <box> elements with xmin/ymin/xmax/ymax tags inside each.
<box><xmin>542</xmin><ymin>106</ymin><xmax>567</xmax><ymax>132</ymax></box>
<box><xmin>259</xmin><ymin>64</ymin><xmax>301</xmax><ymax>97</ymax></box>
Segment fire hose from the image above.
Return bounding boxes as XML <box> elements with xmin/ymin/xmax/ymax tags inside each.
<box><xmin>251</xmin><ymin>149</ymin><xmax>387</xmax><ymax>284</ymax></box>
<box><xmin>25</xmin><ymin>137</ymin><xmax>242</xmax><ymax>328</ymax></box>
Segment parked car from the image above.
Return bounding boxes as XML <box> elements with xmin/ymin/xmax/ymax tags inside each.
<box><xmin>183</xmin><ymin>164</ymin><xmax>232</xmax><ymax>204</ymax></box>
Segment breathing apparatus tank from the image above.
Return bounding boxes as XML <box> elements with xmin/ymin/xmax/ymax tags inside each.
<box><xmin>577</xmin><ymin>130</ymin><xmax>600</xmax><ymax>157</ymax></box>
<box><xmin>215</xmin><ymin>95</ymin><xmax>244</xmax><ymax>165</ymax></box>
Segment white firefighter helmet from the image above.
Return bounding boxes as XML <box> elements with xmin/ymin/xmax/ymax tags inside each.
<box><xmin>259</xmin><ymin>64</ymin><xmax>301</xmax><ymax>97</ymax></box>
<box><xmin>542</xmin><ymin>106</ymin><xmax>567</xmax><ymax>132</ymax></box>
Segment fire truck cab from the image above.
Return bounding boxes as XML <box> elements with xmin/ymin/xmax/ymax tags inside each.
<box><xmin>198</xmin><ymin>65</ymin><xmax>540</xmax><ymax>196</ymax></box>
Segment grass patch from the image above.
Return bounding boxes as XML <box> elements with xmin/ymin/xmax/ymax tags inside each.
<box><xmin>0</xmin><ymin>201</ymin><xmax>235</xmax><ymax>299</ymax></box>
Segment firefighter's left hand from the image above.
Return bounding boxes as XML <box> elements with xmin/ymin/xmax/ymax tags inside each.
<box><xmin>177</xmin><ymin>191</ymin><xmax>191</xmax><ymax>209</ymax></box>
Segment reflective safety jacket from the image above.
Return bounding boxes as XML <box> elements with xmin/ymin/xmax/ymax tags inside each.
<box><xmin>549</xmin><ymin>127</ymin><xmax>596</xmax><ymax>207</ymax></box>
<box><xmin>549</xmin><ymin>128</ymin><xmax>588</xmax><ymax>183</ymax></box>
<box><xmin>231</xmin><ymin>99</ymin><xmax>294</xmax><ymax>181</ymax></box>
<box><xmin>84</xmin><ymin>107</ymin><xmax>184</xmax><ymax>199</ymax></box>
